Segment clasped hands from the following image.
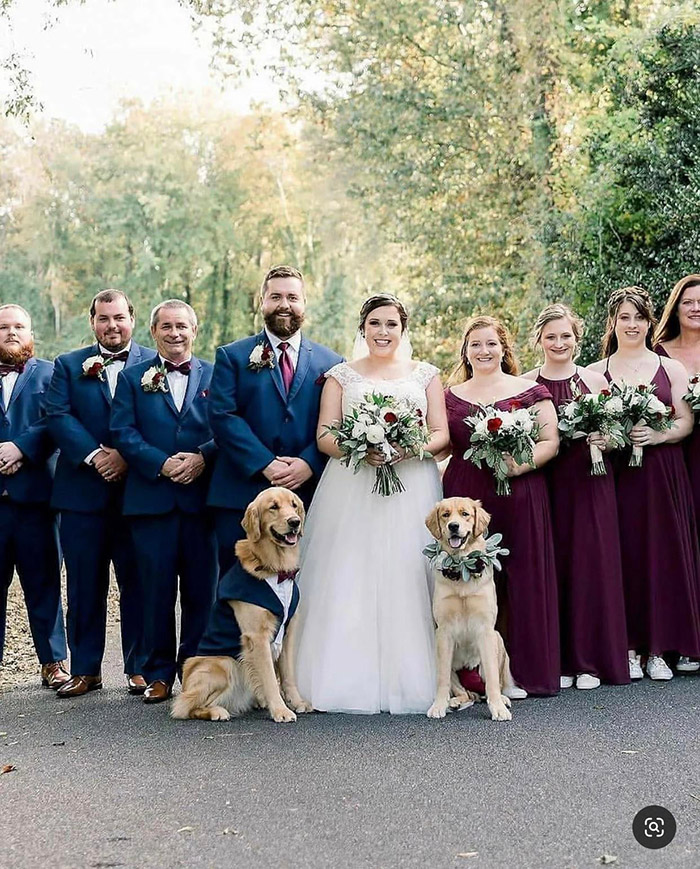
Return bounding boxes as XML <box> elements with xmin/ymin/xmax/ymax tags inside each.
<box><xmin>365</xmin><ymin>443</ymin><xmax>408</xmax><ymax>468</ymax></box>
<box><xmin>0</xmin><ymin>441</ymin><xmax>23</xmax><ymax>475</ymax></box>
<box><xmin>161</xmin><ymin>451</ymin><xmax>206</xmax><ymax>485</ymax></box>
<box><xmin>93</xmin><ymin>445</ymin><xmax>127</xmax><ymax>482</ymax></box>
<box><xmin>263</xmin><ymin>456</ymin><xmax>313</xmax><ymax>490</ymax></box>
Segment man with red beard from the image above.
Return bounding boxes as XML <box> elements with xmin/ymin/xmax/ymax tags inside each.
<box><xmin>46</xmin><ymin>290</ymin><xmax>156</xmax><ymax>697</ymax></box>
<box><xmin>0</xmin><ymin>304</ymin><xmax>68</xmax><ymax>688</ymax></box>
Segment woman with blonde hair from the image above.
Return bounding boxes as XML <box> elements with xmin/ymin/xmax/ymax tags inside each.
<box><xmin>524</xmin><ymin>303</ymin><xmax>629</xmax><ymax>689</ymax></box>
<box><xmin>443</xmin><ymin>315</ymin><xmax>560</xmax><ymax>696</ymax></box>
<box><xmin>587</xmin><ymin>287</ymin><xmax>700</xmax><ymax>680</ymax></box>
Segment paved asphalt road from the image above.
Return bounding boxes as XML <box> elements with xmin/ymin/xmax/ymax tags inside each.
<box><xmin>2</xmin><ymin>641</ymin><xmax>698</xmax><ymax>869</ymax></box>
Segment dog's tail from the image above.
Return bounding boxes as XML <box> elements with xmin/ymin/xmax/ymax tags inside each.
<box><xmin>171</xmin><ymin>657</ymin><xmax>227</xmax><ymax>720</ymax></box>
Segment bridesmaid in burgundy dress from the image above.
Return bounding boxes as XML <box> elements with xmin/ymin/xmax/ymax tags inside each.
<box><xmin>587</xmin><ymin>287</ymin><xmax>700</xmax><ymax>680</ymax></box>
<box><xmin>524</xmin><ymin>303</ymin><xmax>629</xmax><ymax>690</ymax></box>
<box><xmin>443</xmin><ymin>316</ymin><xmax>560</xmax><ymax>697</ymax></box>
<box><xmin>654</xmin><ymin>274</ymin><xmax>700</xmax><ymax>673</ymax></box>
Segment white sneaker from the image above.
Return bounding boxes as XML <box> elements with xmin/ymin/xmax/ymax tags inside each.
<box><xmin>676</xmin><ymin>656</ymin><xmax>700</xmax><ymax>673</ymax></box>
<box><xmin>503</xmin><ymin>685</ymin><xmax>528</xmax><ymax>700</ymax></box>
<box><xmin>646</xmin><ymin>655</ymin><xmax>673</xmax><ymax>681</ymax></box>
<box><xmin>576</xmin><ymin>673</ymin><xmax>600</xmax><ymax>690</ymax></box>
<box><xmin>560</xmin><ymin>676</ymin><xmax>574</xmax><ymax>689</ymax></box>
<box><xmin>628</xmin><ymin>653</ymin><xmax>643</xmax><ymax>680</ymax></box>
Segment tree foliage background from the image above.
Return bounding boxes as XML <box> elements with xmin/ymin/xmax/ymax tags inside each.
<box><xmin>1</xmin><ymin>0</ymin><xmax>699</xmax><ymax>368</ymax></box>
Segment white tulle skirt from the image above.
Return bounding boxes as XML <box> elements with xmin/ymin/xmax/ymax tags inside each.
<box><xmin>295</xmin><ymin>457</ymin><xmax>441</xmax><ymax>714</ymax></box>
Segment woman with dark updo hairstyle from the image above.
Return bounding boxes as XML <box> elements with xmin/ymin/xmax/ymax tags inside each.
<box><xmin>294</xmin><ymin>293</ymin><xmax>450</xmax><ymax>714</ymax></box>
<box><xmin>587</xmin><ymin>287</ymin><xmax>700</xmax><ymax>681</ymax></box>
<box><xmin>443</xmin><ymin>315</ymin><xmax>561</xmax><ymax>697</ymax></box>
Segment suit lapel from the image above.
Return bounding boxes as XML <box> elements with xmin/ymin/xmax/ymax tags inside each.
<box><xmin>180</xmin><ymin>357</ymin><xmax>203</xmax><ymax>418</ymax></box>
<box><xmin>261</xmin><ymin>331</ymin><xmax>287</xmax><ymax>404</ymax></box>
<box><xmin>286</xmin><ymin>336</ymin><xmax>311</xmax><ymax>404</ymax></box>
<box><xmin>7</xmin><ymin>358</ymin><xmax>37</xmax><ymax>409</ymax></box>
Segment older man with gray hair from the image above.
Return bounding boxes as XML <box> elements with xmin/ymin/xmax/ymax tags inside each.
<box><xmin>111</xmin><ymin>299</ymin><xmax>218</xmax><ymax>703</ymax></box>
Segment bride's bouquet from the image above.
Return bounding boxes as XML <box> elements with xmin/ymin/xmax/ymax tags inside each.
<box><xmin>325</xmin><ymin>392</ymin><xmax>429</xmax><ymax>496</ymax></box>
<box><xmin>614</xmin><ymin>382</ymin><xmax>674</xmax><ymax>467</ymax></box>
<box><xmin>557</xmin><ymin>385</ymin><xmax>626</xmax><ymax>476</ymax></box>
<box><xmin>683</xmin><ymin>375</ymin><xmax>700</xmax><ymax>414</ymax></box>
<box><xmin>463</xmin><ymin>403</ymin><xmax>540</xmax><ymax>496</ymax></box>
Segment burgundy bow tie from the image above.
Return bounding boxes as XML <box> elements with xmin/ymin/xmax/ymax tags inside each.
<box><xmin>164</xmin><ymin>359</ymin><xmax>191</xmax><ymax>375</ymax></box>
<box><xmin>277</xmin><ymin>569</ymin><xmax>298</xmax><ymax>584</ymax></box>
<box><xmin>101</xmin><ymin>350</ymin><xmax>129</xmax><ymax>363</ymax></box>
<box><xmin>0</xmin><ymin>363</ymin><xmax>24</xmax><ymax>376</ymax></box>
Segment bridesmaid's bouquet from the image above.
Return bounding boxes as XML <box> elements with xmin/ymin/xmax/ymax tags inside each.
<box><xmin>325</xmin><ymin>392</ymin><xmax>429</xmax><ymax>496</ymax></box>
<box><xmin>614</xmin><ymin>382</ymin><xmax>674</xmax><ymax>467</ymax></box>
<box><xmin>557</xmin><ymin>386</ymin><xmax>626</xmax><ymax>476</ymax></box>
<box><xmin>463</xmin><ymin>403</ymin><xmax>541</xmax><ymax>496</ymax></box>
<box><xmin>683</xmin><ymin>375</ymin><xmax>700</xmax><ymax>414</ymax></box>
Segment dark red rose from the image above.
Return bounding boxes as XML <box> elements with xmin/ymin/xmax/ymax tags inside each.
<box><xmin>638</xmin><ymin>384</ymin><xmax>647</xmax><ymax>392</ymax></box>
<box><xmin>487</xmin><ymin>417</ymin><xmax>503</xmax><ymax>432</ymax></box>
<box><xmin>670</xmin><ymin>404</ymin><xmax>676</xmax><ymax>416</ymax></box>
<box><xmin>262</xmin><ymin>346</ymin><xmax>273</xmax><ymax>360</ymax></box>
<box><xmin>384</xmin><ymin>412</ymin><xmax>398</xmax><ymax>424</ymax></box>
<box><xmin>600</xmin><ymin>389</ymin><xmax>612</xmax><ymax>397</ymax></box>
<box><xmin>154</xmin><ymin>372</ymin><xmax>166</xmax><ymax>385</ymax></box>
<box><xmin>416</xmin><ymin>408</ymin><xmax>423</xmax><ymax>417</ymax></box>
<box><xmin>509</xmin><ymin>399</ymin><xmax>522</xmax><ymax>410</ymax></box>
<box><xmin>86</xmin><ymin>362</ymin><xmax>103</xmax><ymax>377</ymax></box>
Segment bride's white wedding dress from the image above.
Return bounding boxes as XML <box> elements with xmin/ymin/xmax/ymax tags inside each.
<box><xmin>295</xmin><ymin>361</ymin><xmax>441</xmax><ymax>714</ymax></box>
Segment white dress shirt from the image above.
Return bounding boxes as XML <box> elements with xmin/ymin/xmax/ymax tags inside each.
<box><xmin>264</xmin><ymin>328</ymin><xmax>301</xmax><ymax>372</ymax></box>
<box><xmin>1</xmin><ymin>370</ymin><xmax>18</xmax><ymax>410</ymax></box>
<box><xmin>84</xmin><ymin>343</ymin><xmax>132</xmax><ymax>466</ymax></box>
<box><xmin>264</xmin><ymin>574</ymin><xmax>295</xmax><ymax>660</ymax></box>
<box><xmin>161</xmin><ymin>355</ymin><xmax>191</xmax><ymax>413</ymax></box>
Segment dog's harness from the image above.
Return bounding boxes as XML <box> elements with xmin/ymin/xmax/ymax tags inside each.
<box><xmin>422</xmin><ymin>533</ymin><xmax>509</xmax><ymax>583</ymax></box>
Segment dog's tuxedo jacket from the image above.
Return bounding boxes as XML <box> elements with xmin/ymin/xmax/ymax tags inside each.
<box><xmin>196</xmin><ymin>560</ymin><xmax>300</xmax><ymax>660</ymax></box>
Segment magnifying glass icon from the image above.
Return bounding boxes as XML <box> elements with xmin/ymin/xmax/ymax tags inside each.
<box><xmin>647</xmin><ymin>821</ymin><xmax>661</xmax><ymax>835</ymax></box>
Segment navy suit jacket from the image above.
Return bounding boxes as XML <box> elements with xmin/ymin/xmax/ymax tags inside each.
<box><xmin>46</xmin><ymin>342</ymin><xmax>156</xmax><ymax>513</ymax></box>
<box><xmin>110</xmin><ymin>356</ymin><xmax>217</xmax><ymax>516</ymax></box>
<box><xmin>207</xmin><ymin>331</ymin><xmax>342</xmax><ymax>510</ymax></box>
<box><xmin>0</xmin><ymin>358</ymin><xmax>57</xmax><ymax>505</ymax></box>
<box><xmin>197</xmin><ymin>560</ymin><xmax>300</xmax><ymax>659</ymax></box>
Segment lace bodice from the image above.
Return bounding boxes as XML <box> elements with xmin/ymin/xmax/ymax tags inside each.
<box><xmin>325</xmin><ymin>361</ymin><xmax>439</xmax><ymax>415</ymax></box>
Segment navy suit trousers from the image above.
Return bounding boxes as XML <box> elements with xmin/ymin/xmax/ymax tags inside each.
<box><xmin>60</xmin><ymin>509</ymin><xmax>144</xmax><ymax>676</ymax></box>
<box><xmin>0</xmin><ymin>500</ymin><xmax>66</xmax><ymax>664</ymax></box>
<box><xmin>213</xmin><ymin>508</ymin><xmax>246</xmax><ymax>577</ymax></box>
<box><xmin>130</xmin><ymin>509</ymin><xmax>218</xmax><ymax>684</ymax></box>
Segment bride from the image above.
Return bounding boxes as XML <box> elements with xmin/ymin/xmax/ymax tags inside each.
<box><xmin>294</xmin><ymin>294</ymin><xmax>449</xmax><ymax>713</ymax></box>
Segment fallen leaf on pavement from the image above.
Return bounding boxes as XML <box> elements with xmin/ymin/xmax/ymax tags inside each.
<box><xmin>456</xmin><ymin>853</ymin><xmax>478</xmax><ymax>859</ymax></box>
<box><xmin>177</xmin><ymin>826</ymin><xmax>194</xmax><ymax>833</ymax></box>
<box><xmin>598</xmin><ymin>856</ymin><xmax>618</xmax><ymax>865</ymax></box>
<box><xmin>1</xmin><ymin>764</ymin><xmax>16</xmax><ymax>775</ymax></box>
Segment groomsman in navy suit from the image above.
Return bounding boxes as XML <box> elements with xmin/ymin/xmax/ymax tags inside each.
<box><xmin>111</xmin><ymin>300</ymin><xmax>218</xmax><ymax>703</ymax></box>
<box><xmin>0</xmin><ymin>305</ymin><xmax>68</xmax><ymax>688</ymax></box>
<box><xmin>46</xmin><ymin>289</ymin><xmax>155</xmax><ymax>697</ymax></box>
<box><xmin>207</xmin><ymin>265</ymin><xmax>343</xmax><ymax>573</ymax></box>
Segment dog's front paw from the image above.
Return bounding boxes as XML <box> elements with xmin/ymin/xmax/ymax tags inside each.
<box><xmin>208</xmin><ymin>705</ymin><xmax>231</xmax><ymax>721</ymax></box>
<box><xmin>449</xmin><ymin>691</ymin><xmax>478</xmax><ymax>709</ymax></box>
<box><xmin>427</xmin><ymin>701</ymin><xmax>448</xmax><ymax>719</ymax></box>
<box><xmin>291</xmin><ymin>699</ymin><xmax>313</xmax><ymax>714</ymax></box>
<box><xmin>488</xmin><ymin>699</ymin><xmax>512</xmax><ymax>721</ymax></box>
<box><xmin>270</xmin><ymin>705</ymin><xmax>297</xmax><ymax>723</ymax></box>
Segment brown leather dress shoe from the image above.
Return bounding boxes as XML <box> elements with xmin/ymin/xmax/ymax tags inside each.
<box><xmin>56</xmin><ymin>675</ymin><xmax>103</xmax><ymax>698</ymax></box>
<box><xmin>143</xmin><ymin>680</ymin><xmax>172</xmax><ymax>704</ymax></box>
<box><xmin>126</xmin><ymin>674</ymin><xmax>147</xmax><ymax>695</ymax></box>
<box><xmin>40</xmin><ymin>661</ymin><xmax>71</xmax><ymax>690</ymax></box>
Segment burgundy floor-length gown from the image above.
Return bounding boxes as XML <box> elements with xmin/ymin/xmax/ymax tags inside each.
<box><xmin>443</xmin><ymin>383</ymin><xmax>560</xmax><ymax>696</ymax></box>
<box><xmin>656</xmin><ymin>344</ymin><xmax>700</xmax><ymax>520</ymax></box>
<box><xmin>537</xmin><ymin>371</ymin><xmax>629</xmax><ymax>684</ymax></box>
<box><xmin>605</xmin><ymin>360</ymin><xmax>700</xmax><ymax>656</ymax></box>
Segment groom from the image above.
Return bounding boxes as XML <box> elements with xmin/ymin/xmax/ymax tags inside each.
<box><xmin>207</xmin><ymin>265</ymin><xmax>342</xmax><ymax>573</ymax></box>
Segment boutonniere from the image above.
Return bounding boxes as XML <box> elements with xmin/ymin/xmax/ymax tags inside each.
<box><xmin>200</xmin><ymin>388</ymin><xmax>209</xmax><ymax>398</ymax></box>
<box><xmin>422</xmin><ymin>533</ymin><xmax>509</xmax><ymax>582</ymax></box>
<box><xmin>248</xmin><ymin>343</ymin><xmax>275</xmax><ymax>372</ymax></box>
<box><xmin>141</xmin><ymin>364</ymin><xmax>169</xmax><ymax>393</ymax></box>
<box><xmin>81</xmin><ymin>355</ymin><xmax>109</xmax><ymax>381</ymax></box>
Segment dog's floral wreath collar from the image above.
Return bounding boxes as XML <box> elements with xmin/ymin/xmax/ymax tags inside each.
<box><xmin>422</xmin><ymin>533</ymin><xmax>509</xmax><ymax>582</ymax></box>
<box><xmin>248</xmin><ymin>343</ymin><xmax>275</xmax><ymax>371</ymax></box>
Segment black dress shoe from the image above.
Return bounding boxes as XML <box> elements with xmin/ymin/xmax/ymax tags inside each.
<box><xmin>126</xmin><ymin>674</ymin><xmax>147</xmax><ymax>695</ymax></box>
<box><xmin>56</xmin><ymin>675</ymin><xmax>103</xmax><ymax>698</ymax></box>
<box><xmin>143</xmin><ymin>680</ymin><xmax>172</xmax><ymax>704</ymax></box>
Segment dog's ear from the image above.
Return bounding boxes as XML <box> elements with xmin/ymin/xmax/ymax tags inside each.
<box><xmin>425</xmin><ymin>504</ymin><xmax>442</xmax><ymax>540</ymax></box>
<box><xmin>472</xmin><ymin>502</ymin><xmax>491</xmax><ymax>539</ymax></box>
<box><xmin>296</xmin><ymin>499</ymin><xmax>306</xmax><ymax>535</ymax></box>
<box><xmin>241</xmin><ymin>502</ymin><xmax>261</xmax><ymax>542</ymax></box>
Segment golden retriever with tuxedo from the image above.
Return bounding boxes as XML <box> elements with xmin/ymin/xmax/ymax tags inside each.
<box><xmin>425</xmin><ymin>497</ymin><xmax>515</xmax><ymax>721</ymax></box>
<box><xmin>171</xmin><ymin>487</ymin><xmax>312</xmax><ymax>723</ymax></box>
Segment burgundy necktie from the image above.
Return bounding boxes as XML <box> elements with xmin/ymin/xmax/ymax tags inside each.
<box><xmin>102</xmin><ymin>350</ymin><xmax>129</xmax><ymax>363</ymax></box>
<box><xmin>278</xmin><ymin>342</ymin><xmax>294</xmax><ymax>393</ymax></box>
<box><xmin>277</xmin><ymin>569</ymin><xmax>299</xmax><ymax>584</ymax></box>
<box><xmin>164</xmin><ymin>359</ymin><xmax>191</xmax><ymax>375</ymax></box>
<box><xmin>0</xmin><ymin>363</ymin><xmax>24</xmax><ymax>376</ymax></box>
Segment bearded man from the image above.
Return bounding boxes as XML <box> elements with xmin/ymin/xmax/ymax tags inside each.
<box><xmin>0</xmin><ymin>304</ymin><xmax>67</xmax><ymax>688</ymax></box>
<box><xmin>207</xmin><ymin>265</ymin><xmax>342</xmax><ymax>573</ymax></box>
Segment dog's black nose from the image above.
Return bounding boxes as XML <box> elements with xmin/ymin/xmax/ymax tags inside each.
<box><xmin>447</xmin><ymin>522</ymin><xmax>460</xmax><ymax>533</ymax></box>
<box><xmin>288</xmin><ymin>517</ymin><xmax>301</xmax><ymax>529</ymax></box>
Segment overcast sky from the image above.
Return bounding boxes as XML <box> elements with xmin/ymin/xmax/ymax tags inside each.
<box><xmin>0</xmin><ymin>0</ymin><xmax>278</xmax><ymax>131</ymax></box>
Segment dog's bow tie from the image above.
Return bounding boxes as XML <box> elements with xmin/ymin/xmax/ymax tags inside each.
<box><xmin>277</xmin><ymin>569</ymin><xmax>298</xmax><ymax>584</ymax></box>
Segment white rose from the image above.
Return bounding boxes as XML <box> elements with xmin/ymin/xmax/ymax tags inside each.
<box><xmin>563</xmin><ymin>402</ymin><xmax>579</xmax><ymax>419</ymax></box>
<box><xmin>365</xmin><ymin>424</ymin><xmax>386</xmax><ymax>445</ymax></box>
<box><xmin>141</xmin><ymin>368</ymin><xmax>156</xmax><ymax>387</ymax></box>
<box><xmin>474</xmin><ymin>418</ymin><xmax>488</xmax><ymax>436</ymax></box>
<box><xmin>498</xmin><ymin>411</ymin><xmax>515</xmax><ymax>429</ymax></box>
<box><xmin>691</xmin><ymin>383</ymin><xmax>700</xmax><ymax>398</ymax></box>
<box><xmin>605</xmin><ymin>397</ymin><xmax>624</xmax><ymax>414</ymax></box>
<box><xmin>82</xmin><ymin>355</ymin><xmax>103</xmax><ymax>374</ymax></box>
<box><xmin>352</xmin><ymin>421</ymin><xmax>369</xmax><ymax>439</ymax></box>
<box><xmin>249</xmin><ymin>345</ymin><xmax>264</xmax><ymax>364</ymax></box>
<box><xmin>646</xmin><ymin>395</ymin><xmax>667</xmax><ymax>414</ymax></box>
